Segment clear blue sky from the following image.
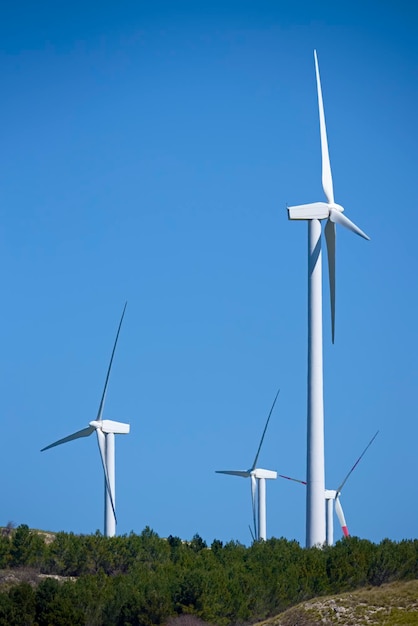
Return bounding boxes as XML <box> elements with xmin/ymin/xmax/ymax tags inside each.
<box><xmin>1</xmin><ymin>0</ymin><xmax>417</xmax><ymax>546</ymax></box>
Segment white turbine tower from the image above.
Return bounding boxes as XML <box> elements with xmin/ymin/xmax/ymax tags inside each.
<box><xmin>41</xmin><ymin>303</ymin><xmax>130</xmax><ymax>538</ymax></box>
<box><xmin>279</xmin><ymin>430</ymin><xmax>379</xmax><ymax>545</ymax></box>
<box><xmin>216</xmin><ymin>388</ymin><xmax>280</xmax><ymax>541</ymax></box>
<box><xmin>287</xmin><ymin>50</ymin><xmax>370</xmax><ymax>547</ymax></box>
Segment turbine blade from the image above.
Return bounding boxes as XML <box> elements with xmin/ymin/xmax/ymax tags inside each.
<box><xmin>314</xmin><ymin>50</ymin><xmax>334</xmax><ymax>205</ymax></box>
<box><xmin>96</xmin><ymin>302</ymin><xmax>127</xmax><ymax>422</ymax></box>
<box><xmin>215</xmin><ymin>470</ymin><xmax>250</xmax><ymax>478</ymax></box>
<box><xmin>334</xmin><ymin>495</ymin><xmax>349</xmax><ymax>537</ymax></box>
<box><xmin>95</xmin><ymin>429</ymin><xmax>117</xmax><ymax>524</ymax></box>
<box><xmin>251</xmin><ymin>474</ymin><xmax>257</xmax><ymax>540</ymax></box>
<box><xmin>41</xmin><ymin>426</ymin><xmax>95</xmax><ymax>452</ymax></box>
<box><xmin>324</xmin><ymin>219</ymin><xmax>336</xmax><ymax>344</ymax></box>
<box><xmin>251</xmin><ymin>387</ymin><xmax>281</xmax><ymax>470</ymax></box>
<box><xmin>337</xmin><ymin>430</ymin><xmax>379</xmax><ymax>493</ymax></box>
<box><xmin>278</xmin><ymin>474</ymin><xmax>307</xmax><ymax>485</ymax></box>
<box><xmin>248</xmin><ymin>524</ymin><xmax>255</xmax><ymax>543</ymax></box>
<box><xmin>329</xmin><ymin>209</ymin><xmax>370</xmax><ymax>240</ymax></box>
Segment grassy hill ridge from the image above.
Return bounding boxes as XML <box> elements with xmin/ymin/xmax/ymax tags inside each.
<box><xmin>256</xmin><ymin>580</ymin><xmax>418</xmax><ymax>626</ymax></box>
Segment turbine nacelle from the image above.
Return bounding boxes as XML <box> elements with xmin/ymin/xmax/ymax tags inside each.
<box><xmin>288</xmin><ymin>202</ymin><xmax>329</xmax><ymax>220</ymax></box>
<box><xmin>287</xmin><ymin>202</ymin><xmax>345</xmax><ymax>221</ymax></box>
<box><xmin>251</xmin><ymin>468</ymin><xmax>277</xmax><ymax>480</ymax></box>
<box><xmin>89</xmin><ymin>420</ymin><xmax>130</xmax><ymax>435</ymax></box>
<box><xmin>324</xmin><ymin>489</ymin><xmax>337</xmax><ymax>500</ymax></box>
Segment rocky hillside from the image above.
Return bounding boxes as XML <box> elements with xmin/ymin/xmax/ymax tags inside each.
<box><xmin>257</xmin><ymin>580</ymin><xmax>418</xmax><ymax>626</ymax></box>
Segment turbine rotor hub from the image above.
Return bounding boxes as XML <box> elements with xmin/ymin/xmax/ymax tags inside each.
<box><xmin>329</xmin><ymin>202</ymin><xmax>344</xmax><ymax>213</ymax></box>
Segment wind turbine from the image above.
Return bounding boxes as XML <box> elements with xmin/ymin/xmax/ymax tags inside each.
<box><xmin>41</xmin><ymin>303</ymin><xmax>130</xmax><ymax>538</ymax></box>
<box><xmin>325</xmin><ymin>430</ymin><xmax>379</xmax><ymax>544</ymax></box>
<box><xmin>216</xmin><ymin>388</ymin><xmax>280</xmax><ymax>541</ymax></box>
<box><xmin>287</xmin><ymin>50</ymin><xmax>370</xmax><ymax>547</ymax></box>
<box><xmin>279</xmin><ymin>430</ymin><xmax>379</xmax><ymax>545</ymax></box>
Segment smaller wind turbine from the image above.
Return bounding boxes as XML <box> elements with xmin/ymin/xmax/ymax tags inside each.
<box><xmin>326</xmin><ymin>430</ymin><xmax>379</xmax><ymax>544</ymax></box>
<box><xmin>41</xmin><ymin>303</ymin><xmax>130</xmax><ymax>538</ymax></box>
<box><xmin>216</xmin><ymin>388</ymin><xmax>280</xmax><ymax>541</ymax></box>
<box><xmin>279</xmin><ymin>431</ymin><xmax>379</xmax><ymax>545</ymax></box>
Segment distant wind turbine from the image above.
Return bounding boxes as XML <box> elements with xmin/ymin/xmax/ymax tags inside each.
<box><xmin>324</xmin><ymin>430</ymin><xmax>379</xmax><ymax>544</ymax></box>
<box><xmin>279</xmin><ymin>430</ymin><xmax>379</xmax><ymax>545</ymax></box>
<box><xmin>41</xmin><ymin>303</ymin><xmax>130</xmax><ymax>538</ymax></box>
<box><xmin>287</xmin><ymin>50</ymin><xmax>370</xmax><ymax>546</ymax></box>
<box><xmin>216</xmin><ymin>388</ymin><xmax>280</xmax><ymax>541</ymax></box>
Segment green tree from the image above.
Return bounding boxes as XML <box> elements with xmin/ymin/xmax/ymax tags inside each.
<box><xmin>189</xmin><ymin>535</ymin><xmax>207</xmax><ymax>553</ymax></box>
<box><xmin>10</xmin><ymin>525</ymin><xmax>45</xmax><ymax>568</ymax></box>
<box><xmin>326</xmin><ymin>536</ymin><xmax>375</xmax><ymax>592</ymax></box>
<box><xmin>35</xmin><ymin>578</ymin><xmax>84</xmax><ymax>626</ymax></box>
<box><xmin>44</xmin><ymin>532</ymin><xmax>88</xmax><ymax>576</ymax></box>
<box><xmin>0</xmin><ymin>536</ymin><xmax>11</xmax><ymax>569</ymax></box>
<box><xmin>8</xmin><ymin>583</ymin><xmax>36</xmax><ymax>626</ymax></box>
<box><xmin>0</xmin><ymin>592</ymin><xmax>14</xmax><ymax>626</ymax></box>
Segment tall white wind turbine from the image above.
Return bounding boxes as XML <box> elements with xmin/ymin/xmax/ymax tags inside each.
<box><xmin>279</xmin><ymin>430</ymin><xmax>379</xmax><ymax>545</ymax></box>
<box><xmin>287</xmin><ymin>51</ymin><xmax>370</xmax><ymax>546</ymax></box>
<box><xmin>41</xmin><ymin>303</ymin><xmax>130</xmax><ymax>538</ymax></box>
<box><xmin>216</xmin><ymin>388</ymin><xmax>280</xmax><ymax>541</ymax></box>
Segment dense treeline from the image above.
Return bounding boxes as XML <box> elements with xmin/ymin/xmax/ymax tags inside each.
<box><xmin>0</xmin><ymin>525</ymin><xmax>417</xmax><ymax>625</ymax></box>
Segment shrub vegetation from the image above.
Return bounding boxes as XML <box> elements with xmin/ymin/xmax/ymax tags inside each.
<box><xmin>0</xmin><ymin>525</ymin><xmax>417</xmax><ymax>625</ymax></box>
